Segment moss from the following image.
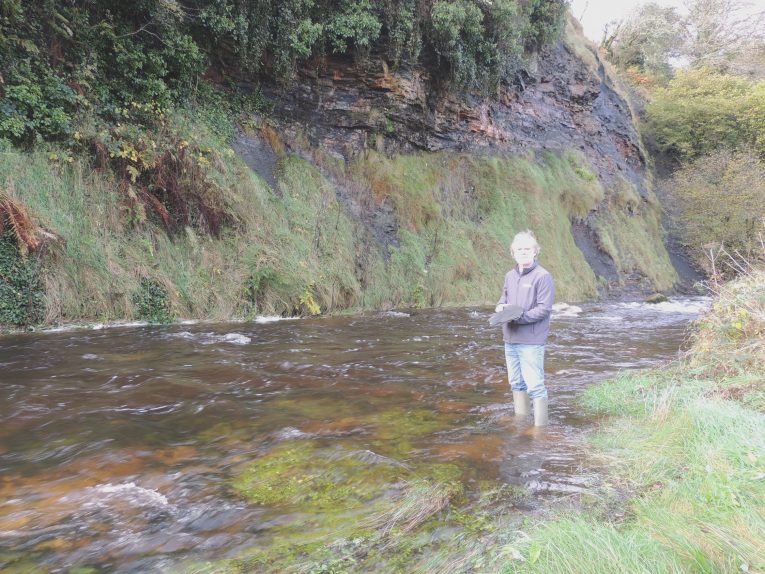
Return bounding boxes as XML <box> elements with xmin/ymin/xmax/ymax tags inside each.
<box><xmin>220</xmin><ymin>439</ymin><xmax>478</xmax><ymax>572</ymax></box>
<box><xmin>232</xmin><ymin>441</ymin><xmax>407</xmax><ymax>510</ymax></box>
<box><xmin>645</xmin><ymin>293</ymin><xmax>668</xmax><ymax>303</ymax></box>
<box><xmin>611</xmin><ymin>177</ymin><xmax>641</xmax><ymax>211</ymax></box>
<box><xmin>196</xmin><ymin>421</ymin><xmax>261</xmax><ymax>446</ymax></box>
<box><xmin>369</xmin><ymin>407</ymin><xmax>454</xmax><ymax>441</ymax></box>
<box><xmin>548</xmin><ymin>150</ymin><xmax>605</xmax><ymax>219</ymax></box>
<box><xmin>204</xmin><ymin>415</ymin><xmax>540</xmax><ymax>573</ymax></box>
<box><xmin>352</xmin><ymin>151</ymin><xmax>443</xmax><ymax>233</ymax></box>
<box><xmin>351</xmin><ymin>151</ymin><xmax>604</xmax><ymax>305</ymax></box>
<box><xmin>0</xmin><ymin>551</ymin><xmax>51</xmax><ymax>574</ymax></box>
<box><xmin>594</xmin><ymin>186</ymin><xmax>678</xmax><ymax>291</ymax></box>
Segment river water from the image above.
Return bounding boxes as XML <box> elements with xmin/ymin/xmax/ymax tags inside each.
<box><xmin>0</xmin><ymin>298</ymin><xmax>708</xmax><ymax>572</ymax></box>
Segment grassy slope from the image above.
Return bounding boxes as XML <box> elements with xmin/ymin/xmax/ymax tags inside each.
<box><xmin>506</xmin><ymin>269</ymin><xmax>765</xmax><ymax>573</ymax></box>
<box><xmin>0</xmin><ymin>112</ymin><xmax>677</xmax><ymax>327</ymax></box>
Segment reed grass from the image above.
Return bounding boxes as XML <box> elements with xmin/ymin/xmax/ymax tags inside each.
<box><xmin>366</xmin><ymin>478</ymin><xmax>463</xmax><ymax>539</ymax></box>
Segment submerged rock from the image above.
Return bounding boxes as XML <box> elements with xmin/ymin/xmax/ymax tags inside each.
<box><xmin>645</xmin><ymin>293</ymin><xmax>669</xmax><ymax>304</ymax></box>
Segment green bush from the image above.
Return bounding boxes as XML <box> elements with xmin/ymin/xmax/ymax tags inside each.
<box><xmin>0</xmin><ymin>61</ymin><xmax>81</xmax><ymax>145</ymax></box>
<box><xmin>132</xmin><ymin>277</ymin><xmax>174</xmax><ymax>324</ymax></box>
<box><xmin>325</xmin><ymin>0</ymin><xmax>382</xmax><ymax>55</ymax></box>
<box><xmin>381</xmin><ymin>0</ymin><xmax>421</xmax><ymax>66</ymax></box>
<box><xmin>523</xmin><ymin>0</ymin><xmax>567</xmax><ymax>49</ymax></box>
<box><xmin>0</xmin><ymin>232</ymin><xmax>44</xmax><ymax>327</ymax></box>
<box><xmin>646</xmin><ymin>68</ymin><xmax>765</xmax><ymax>160</ymax></box>
<box><xmin>425</xmin><ymin>0</ymin><xmax>565</xmax><ymax>90</ymax></box>
<box><xmin>664</xmin><ymin>148</ymin><xmax>765</xmax><ymax>272</ymax></box>
<box><xmin>429</xmin><ymin>0</ymin><xmax>486</xmax><ymax>87</ymax></box>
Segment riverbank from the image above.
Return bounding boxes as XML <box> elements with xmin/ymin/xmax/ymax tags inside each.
<box><xmin>1</xmin><ymin>135</ymin><xmax>679</xmax><ymax>332</ymax></box>
<box><xmin>507</xmin><ymin>267</ymin><xmax>765</xmax><ymax>573</ymax></box>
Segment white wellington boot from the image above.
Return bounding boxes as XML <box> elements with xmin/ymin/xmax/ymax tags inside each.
<box><xmin>513</xmin><ymin>391</ymin><xmax>531</xmax><ymax>416</ymax></box>
<box><xmin>533</xmin><ymin>398</ymin><xmax>548</xmax><ymax>427</ymax></box>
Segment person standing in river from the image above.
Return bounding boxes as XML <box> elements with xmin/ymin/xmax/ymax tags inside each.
<box><xmin>495</xmin><ymin>230</ymin><xmax>555</xmax><ymax>426</ymax></box>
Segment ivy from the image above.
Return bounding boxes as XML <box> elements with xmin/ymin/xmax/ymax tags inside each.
<box><xmin>0</xmin><ymin>232</ymin><xmax>44</xmax><ymax>327</ymax></box>
<box><xmin>132</xmin><ymin>277</ymin><xmax>174</xmax><ymax>324</ymax></box>
<box><xmin>325</xmin><ymin>0</ymin><xmax>382</xmax><ymax>55</ymax></box>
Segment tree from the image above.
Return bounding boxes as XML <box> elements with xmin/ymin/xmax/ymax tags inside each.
<box><xmin>601</xmin><ymin>3</ymin><xmax>686</xmax><ymax>80</ymax></box>
<box><xmin>645</xmin><ymin>67</ymin><xmax>765</xmax><ymax>160</ymax></box>
<box><xmin>601</xmin><ymin>0</ymin><xmax>765</xmax><ymax>80</ymax></box>
<box><xmin>683</xmin><ymin>0</ymin><xmax>765</xmax><ymax>71</ymax></box>
<box><xmin>664</xmin><ymin>148</ymin><xmax>765</xmax><ymax>271</ymax></box>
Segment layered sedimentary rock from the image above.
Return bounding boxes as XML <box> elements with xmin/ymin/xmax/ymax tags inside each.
<box><xmin>234</xmin><ymin>16</ymin><xmax>677</xmax><ymax>293</ymax></box>
<box><xmin>254</xmin><ymin>18</ymin><xmax>645</xmax><ymax>196</ymax></box>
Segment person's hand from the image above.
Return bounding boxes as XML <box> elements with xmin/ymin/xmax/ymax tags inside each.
<box><xmin>495</xmin><ymin>304</ymin><xmax>505</xmax><ymax>313</ymax></box>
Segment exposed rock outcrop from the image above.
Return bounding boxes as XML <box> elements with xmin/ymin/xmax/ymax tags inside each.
<box><xmin>233</xmin><ymin>16</ymin><xmax>678</xmax><ymax>294</ymax></box>
<box><xmin>251</xmin><ymin>17</ymin><xmax>646</xmax><ymax>196</ymax></box>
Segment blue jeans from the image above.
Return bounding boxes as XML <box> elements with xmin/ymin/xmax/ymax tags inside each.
<box><xmin>504</xmin><ymin>343</ymin><xmax>547</xmax><ymax>400</ymax></box>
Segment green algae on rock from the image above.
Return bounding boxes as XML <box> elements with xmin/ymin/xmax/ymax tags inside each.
<box><xmin>232</xmin><ymin>441</ymin><xmax>407</xmax><ymax>510</ymax></box>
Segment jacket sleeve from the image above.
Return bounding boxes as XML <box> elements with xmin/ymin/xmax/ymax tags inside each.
<box><xmin>514</xmin><ymin>273</ymin><xmax>554</xmax><ymax>324</ymax></box>
<box><xmin>496</xmin><ymin>272</ymin><xmax>509</xmax><ymax>306</ymax></box>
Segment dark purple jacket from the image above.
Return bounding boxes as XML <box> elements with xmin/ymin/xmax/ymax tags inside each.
<box><xmin>496</xmin><ymin>261</ymin><xmax>555</xmax><ymax>345</ymax></box>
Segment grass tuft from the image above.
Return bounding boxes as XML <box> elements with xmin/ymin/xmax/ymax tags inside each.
<box><xmin>366</xmin><ymin>478</ymin><xmax>464</xmax><ymax>539</ymax></box>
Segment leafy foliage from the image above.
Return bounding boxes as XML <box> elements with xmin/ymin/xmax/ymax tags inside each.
<box><xmin>645</xmin><ymin>68</ymin><xmax>765</xmax><ymax>160</ymax></box>
<box><xmin>601</xmin><ymin>0</ymin><xmax>765</xmax><ymax>82</ymax></box>
<box><xmin>324</xmin><ymin>0</ymin><xmax>382</xmax><ymax>55</ymax></box>
<box><xmin>0</xmin><ymin>60</ymin><xmax>83</xmax><ymax>145</ymax></box>
<box><xmin>429</xmin><ymin>0</ymin><xmax>486</xmax><ymax>88</ymax></box>
<box><xmin>664</xmin><ymin>149</ymin><xmax>765</xmax><ymax>272</ymax></box>
<box><xmin>0</xmin><ymin>185</ymin><xmax>44</xmax><ymax>327</ymax></box>
<box><xmin>426</xmin><ymin>0</ymin><xmax>566</xmax><ymax>89</ymax></box>
<box><xmin>196</xmin><ymin>0</ymin><xmax>566</xmax><ymax>89</ymax></box>
<box><xmin>132</xmin><ymin>277</ymin><xmax>174</xmax><ymax>323</ymax></box>
<box><xmin>0</xmin><ymin>0</ymin><xmax>568</xmax><ymax>149</ymax></box>
<box><xmin>524</xmin><ymin>0</ymin><xmax>568</xmax><ymax>48</ymax></box>
<box><xmin>601</xmin><ymin>3</ymin><xmax>686</xmax><ymax>81</ymax></box>
<box><xmin>0</xmin><ymin>232</ymin><xmax>43</xmax><ymax>327</ymax></box>
<box><xmin>0</xmin><ymin>0</ymin><xmax>206</xmax><ymax>145</ymax></box>
<box><xmin>683</xmin><ymin>0</ymin><xmax>765</xmax><ymax>72</ymax></box>
<box><xmin>608</xmin><ymin>1</ymin><xmax>765</xmax><ymax>280</ymax></box>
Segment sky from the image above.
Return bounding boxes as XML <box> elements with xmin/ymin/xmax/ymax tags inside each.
<box><xmin>568</xmin><ymin>0</ymin><xmax>685</xmax><ymax>43</ymax></box>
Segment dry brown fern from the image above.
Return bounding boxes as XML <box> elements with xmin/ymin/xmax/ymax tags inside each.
<box><xmin>0</xmin><ymin>181</ymin><xmax>40</xmax><ymax>255</ymax></box>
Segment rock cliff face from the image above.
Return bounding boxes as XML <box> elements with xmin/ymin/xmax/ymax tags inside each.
<box><xmin>234</xmin><ymin>16</ymin><xmax>678</xmax><ymax>294</ymax></box>
<box><xmin>256</xmin><ymin>18</ymin><xmax>645</xmax><ymax>194</ymax></box>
